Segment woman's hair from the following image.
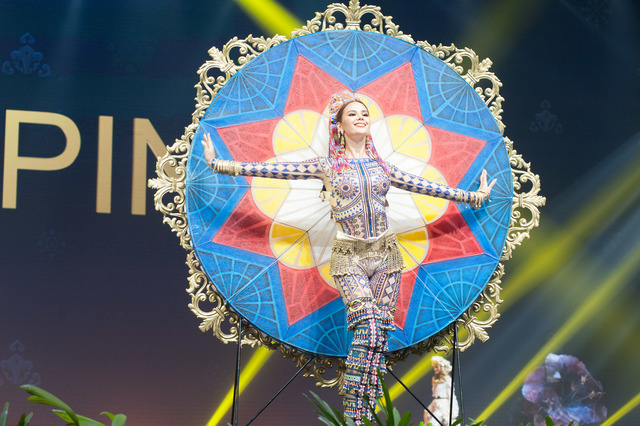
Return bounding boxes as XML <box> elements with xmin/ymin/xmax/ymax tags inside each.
<box><xmin>334</xmin><ymin>99</ymin><xmax>360</xmax><ymax>123</ymax></box>
<box><xmin>327</xmin><ymin>92</ymin><xmax>388</xmax><ymax>175</ymax></box>
<box><xmin>431</xmin><ymin>356</ymin><xmax>453</xmax><ymax>375</ymax></box>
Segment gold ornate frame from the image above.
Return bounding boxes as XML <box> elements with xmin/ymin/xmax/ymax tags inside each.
<box><xmin>149</xmin><ymin>0</ymin><xmax>545</xmax><ymax>388</ymax></box>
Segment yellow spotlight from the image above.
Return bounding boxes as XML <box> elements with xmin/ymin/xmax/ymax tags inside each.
<box><xmin>207</xmin><ymin>346</ymin><xmax>274</xmax><ymax>426</ymax></box>
<box><xmin>234</xmin><ymin>0</ymin><xmax>302</xmax><ymax>37</ymax></box>
<box><xmin>376</xmin><ymin>355</ymin><xmax>435</xmax><ymax>412</ymax></box>
<box><xmin>387</xmin><ymin>355</ymin><xmax>436</xmax><ymax>401</ymax></box>
<box><xmin>460</xmin><ymin>0</ymin><xmax>550</xmax><ymax>64</ymax></box>
<box><xmin>601</xmin><ymin>391</ymin><xmax>640</xmax><ymax>426</ymax></box>
<box><xmin>502</xmin><ymin>155</ymin><xmax>640</xmax><ymax>311</ymax></box>
<box><xmin>476</xmin><ymin>240</ymin><xmax>640</xmax><ymax>423</ymax></box>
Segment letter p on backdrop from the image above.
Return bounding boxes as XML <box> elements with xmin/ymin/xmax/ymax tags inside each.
<box><xmin>3</xmin><ymin>110</ymin><xmax>81</xmax><ymax>209</ymax></box>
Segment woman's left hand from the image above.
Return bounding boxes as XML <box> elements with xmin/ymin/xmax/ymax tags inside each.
<box><xmin>477</xmin><ymin>169</ymin><xmax>497</xmax><ymax>202</ymax></box>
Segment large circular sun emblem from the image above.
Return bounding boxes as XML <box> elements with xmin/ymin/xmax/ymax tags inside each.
<box><xmin>183</xmin><ymin>29</ymin><xmax>514</xmax><ymax>357</ymax></box>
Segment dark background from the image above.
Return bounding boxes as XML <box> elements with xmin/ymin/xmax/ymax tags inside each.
<box><xmin>1</xmin><ymin>0</ymin><xmax>639</xmax><ymax>425</ymax></box>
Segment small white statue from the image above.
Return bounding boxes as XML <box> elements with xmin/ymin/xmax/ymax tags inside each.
<box><xmin>423</xmin><ymin>356</ymin><xmax>459</xmax><ymax>426</ymax></box>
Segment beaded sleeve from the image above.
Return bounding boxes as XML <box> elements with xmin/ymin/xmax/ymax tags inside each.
<box><xmin>387</xmin><ymin>163</ymin><xmax>485</xmax><ymax>208</ymax></box>
<box><xmin>211</xmin><ymin>158</ymin><xmax>327</xmax><ymax>180</ymax></box>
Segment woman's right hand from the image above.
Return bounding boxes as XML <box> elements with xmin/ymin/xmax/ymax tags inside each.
<box><xmin>201</xmin><ymin>133</ymin><xmax>216</xmax><ymax>168</ymax></box>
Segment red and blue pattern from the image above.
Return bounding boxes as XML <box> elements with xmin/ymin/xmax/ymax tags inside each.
<box><xmin>186</xmin><ymin>30</ymin><xmax>512</xmax><ymax>357</ymax></box>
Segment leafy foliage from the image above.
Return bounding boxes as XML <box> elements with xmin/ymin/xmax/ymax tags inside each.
<box><xmin>307</xmin><ymin>372</ymin><xmax>420</xmax><ymax>426</ymax></box>
<box><xmin>0</xmin><ymin>385</ymin><xmax>126</xmax><ymax>426</ymax></box>
<box><xmin>1</xmin><ymin>402</ymin><xmax>32</xmax><ymax>426</ymax></box>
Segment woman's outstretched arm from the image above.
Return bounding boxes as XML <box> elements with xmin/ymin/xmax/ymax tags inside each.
<box><xmin>201</xmin><ymin>132</ymin><xmax>326</xmax><ymax>180</ymax></box>
<box><xmin>388</xmin><ymin>164</ymin><xmax>496</xmax><ymax>209</ymax></box>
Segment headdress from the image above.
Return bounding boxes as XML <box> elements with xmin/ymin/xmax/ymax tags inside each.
<box><xmin>327</xmin><ymin>92</ymin><xmax>389</xmax><ymax>175</ymax></box>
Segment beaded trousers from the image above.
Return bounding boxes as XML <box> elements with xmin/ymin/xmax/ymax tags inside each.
<box><xmin>332</xmin><ymin>236</ymin><xmax>403</xmax><ymax>424</ymax></box>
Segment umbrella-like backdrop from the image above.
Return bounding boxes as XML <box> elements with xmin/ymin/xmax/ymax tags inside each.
<box><xmin>150</xmin><ymin>0</ymin><xmax>544</xmax><ymax>384</ymax></box>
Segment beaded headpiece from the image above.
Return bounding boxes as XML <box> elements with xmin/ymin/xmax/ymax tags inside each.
<box><xmin>327</xmin><ymin>92</ymin><xmax>388</xmax><ymax>175</ymax></box>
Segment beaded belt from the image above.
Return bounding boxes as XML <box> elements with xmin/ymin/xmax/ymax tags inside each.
<box><xmin>329</xmin><ymin>233</ymin><xmax>404</xmax><ymax>276</ymax></box>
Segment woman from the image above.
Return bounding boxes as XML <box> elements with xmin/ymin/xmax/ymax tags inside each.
<box><xmin>424</xmin><ymin>356</ymin><xmax>459</xmax><ymax>426</ymax></box>
<box><xmin>201</xmin><ymin>92</ymin><xmax>494</xmax><ymax>424</ymax></box>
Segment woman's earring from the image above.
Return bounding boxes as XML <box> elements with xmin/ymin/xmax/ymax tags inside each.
<box><xmin>340</xmin><ymin>131</ymin><xmax>345</xmax><ymax>147</ymax></box>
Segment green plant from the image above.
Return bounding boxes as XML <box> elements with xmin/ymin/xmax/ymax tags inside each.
<box><xmin>1</xmin><ymin>402</ymin><xmax>33</xmax><ymax>426</ymax></box>
<box><xmin>370</xmin><ymin>373</ymin><xmax>416</xmax><ymax>426</ymax></box>
<box><xmin>0</xmin><ymin>385</ymin><xmax>127</xmax><ymax>426</ymax></box>
<box><xmin>307</xmin><ymin>372</ymin><xmax>420</xmax><ymax>426</ymax></box>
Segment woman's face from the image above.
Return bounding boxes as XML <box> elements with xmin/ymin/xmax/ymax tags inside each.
<box><xmin>337</xmin><ymin>101</ymin><xmax>370</xmax><ymax>141</ymax></box>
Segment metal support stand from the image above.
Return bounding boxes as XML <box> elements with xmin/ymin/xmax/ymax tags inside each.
<box><xmin>389</xmin><ymin>322</ymin><xmax>466</xmax><ymax>426</ymax></box>
<box><xmin>228</xmin><ymin>321</ymin><xmax>466</xmax><ymax>426</ymax></box>
<box><xmin>227</xmin><ymin>316</ymin><xmax>315</xmax><ymax>426</ymax></box>
<box><xmin>246</xmin><ymin>357</ymin><xmax>315</xmax><ymax>425</ymax></box>
<box><xmin>231</xmin><ymin>318</ymin><xmax>243</xmax><ymax>426</ymax></box>
<box><xmin>452</xmin><ymin>323</ymin><xmax>465</xmax><ymax>423</ymax></box>
<box><xmin>387</xmin><ymin>369</ymin><xmax>443</xmax><ymax>426</ymax></box>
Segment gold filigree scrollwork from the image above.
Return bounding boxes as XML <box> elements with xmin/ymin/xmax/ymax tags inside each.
<box><xmin>149</xmin><ymin>133</ymin><xmax>191</xmax><ymax>251</ymax></box>
<box><xmin>150</xmin><ymin>0</ymin><xmax>544</xmax><ymax>388</ymax></box>
<box><xmin>195</xmin><ymin>35</ymin><xmax>287</xmax><ymax>121</ymax></box>
<box><xmin>292</xmin><ymin>0</ymin><xmax>413</xmax><ymax>43</ymax></box>
<box><xmin>504</xmin><ymin>136</ymin><xmax>546</xmax><ymax>261</ymax></box>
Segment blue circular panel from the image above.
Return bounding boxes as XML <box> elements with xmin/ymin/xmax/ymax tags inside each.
<box><xmin>186</xmin><ymin>30</ymin><xmax>512</xmax><ymax>357</ymax></box>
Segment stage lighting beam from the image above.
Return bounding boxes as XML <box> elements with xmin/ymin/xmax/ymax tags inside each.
<box><xmin>234</xmin><ymin>0</ymin><xmax>302</xmax><ymax>37</ymax></box>
<box><xmin>206</xmin><ymin>346</ymin><xmax>274</xmax><ymax>426</ymax></box>
<box><xmin>460</xmin><ymin>0</ymin><xmax>550</xmax><ymax>64</ymax></box>
<box><xmin>601</xmin><ymin>391</ymin><xmax>640</xmax><ymax>426</ymax></box>
<box><xmin>501</xmin><ymin>156</ymin><xmax>640</xmax><ymax>311</ymax></box>
<box><xmin>383</xmin><ymin>352</ymin><xmax>439</xmax><ymax>406</ymax></box>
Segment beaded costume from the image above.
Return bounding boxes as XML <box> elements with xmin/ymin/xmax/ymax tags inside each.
<box><xmin>209</xmin><ymin>93</ymin><xmax>488</xmax><ymax>424</ymax></box>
